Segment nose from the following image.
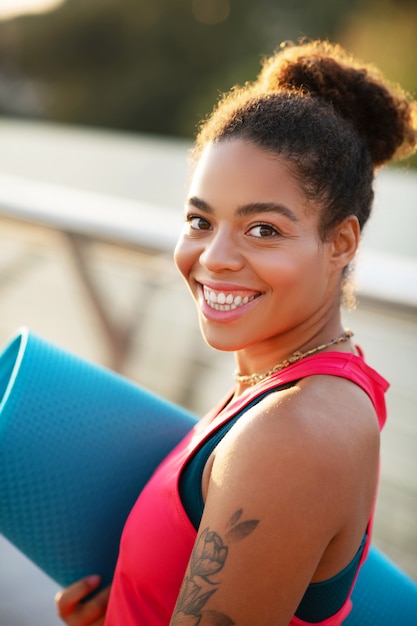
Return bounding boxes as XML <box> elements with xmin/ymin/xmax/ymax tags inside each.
<box><xmin>199</xmin><ymin>228</ymin><xmax>244</xmax><ymax>272</ymax></box>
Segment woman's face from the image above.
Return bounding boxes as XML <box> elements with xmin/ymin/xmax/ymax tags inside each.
<box><xmin>174</xmin><ymin>139</ymin><xmax>340</xmax><ymax>356</ymax></box>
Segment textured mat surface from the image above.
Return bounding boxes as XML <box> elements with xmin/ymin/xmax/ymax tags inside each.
<box><xmin>0</xmin><ymin>328</ymin><xmax>196</xmax><ymax>589</ymax></box>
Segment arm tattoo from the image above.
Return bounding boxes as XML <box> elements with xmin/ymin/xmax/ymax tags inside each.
<box><xmin>171</xmin><ymin>509</ymin><xmax>259</xmax><ymax>625</ymax></box>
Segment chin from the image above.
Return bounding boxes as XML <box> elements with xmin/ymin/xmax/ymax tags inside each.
<box><xmin>199</xmin><ymin>325</ymin><xmax>246</xmax><ymax>354</ymax></box>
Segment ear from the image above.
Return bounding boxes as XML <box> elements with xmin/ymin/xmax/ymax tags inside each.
<box><xmin>328</xmin><ymin>215</ymin><xmax>361</xmax><ymax>270</ymax></box>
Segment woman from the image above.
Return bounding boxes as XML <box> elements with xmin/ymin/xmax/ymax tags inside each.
<box><xmin>56</xmin><ymin>40</ymin><xmax>416</xmax><ymax>625</ymax></box>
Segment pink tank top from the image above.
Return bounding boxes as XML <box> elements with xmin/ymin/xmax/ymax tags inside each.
<box><xmin>105</xmin><ymin>351</ymin><xmax>388</xmax><ymax>626</ymax></box>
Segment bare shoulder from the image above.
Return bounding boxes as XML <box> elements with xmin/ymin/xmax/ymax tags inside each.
<box><xmin>280</xmin><ymin>373</ymin><xmax>381</xmax><ymax>453</ymax></box>
<box><xmin>209</xmin><ymin>373</ymin><xmax>380</xmax><ymax>539</ymax></box>
<box><xmin>219</xmin><ymin>373</ymin><xmax>380</xmax><ymax>471</ymax></box>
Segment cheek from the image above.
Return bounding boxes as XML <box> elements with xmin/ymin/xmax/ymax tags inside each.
<box><xmin>293</xmin><ymin>249</ymin><xmax>330</xmax><ymax>298</ymax></box>
<box><xmin>258</xmin><ymin>246</ymin><xmax>326</xmax><ymax>292</ymax></box>
<box><xmin>174</xmin><ymin>236</ymin><xmax>196</xmax><ymax>281</ymax></box>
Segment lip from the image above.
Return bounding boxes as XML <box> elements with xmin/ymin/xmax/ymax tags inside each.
<box><xmin>196</xmin><ymin>281</ymin><xmax>263</xmax><ymax>323</ymax></box>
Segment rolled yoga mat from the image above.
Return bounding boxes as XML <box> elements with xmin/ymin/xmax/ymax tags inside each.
<box><xmin>0</xmin><ymin>327</ymin><xmax>196</xmax><ymax>590</ymax></box>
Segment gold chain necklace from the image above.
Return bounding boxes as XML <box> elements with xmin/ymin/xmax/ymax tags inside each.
<box><xmin>233</xmin><ymin>330</ymin><xmax>354</xmax><ymax>386</ymax></box>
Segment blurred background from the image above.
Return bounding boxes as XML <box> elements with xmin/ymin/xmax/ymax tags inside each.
<box><xmin>0</xmin><ymin>0</ymin><xmax>416</xmax><ymax>624</ymax></box>
<box><xmin>0</xmin><ymin>0</ymin><xmax>416</xmax><ymax>151</ymax></box>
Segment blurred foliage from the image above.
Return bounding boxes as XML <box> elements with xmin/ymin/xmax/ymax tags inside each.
<box><xmin>0</xmin><ymin>0</ymin><xmax>416</xmax><ymax>167</ymax></box>
<box><xmin>339</xmin><ymin>0</ymin><xmax>417</xmax><ymax>168</ymax></box>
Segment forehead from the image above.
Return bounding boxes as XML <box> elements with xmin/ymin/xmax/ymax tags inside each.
<box><xmin>189</xmin><ymin>139</ymin><xmax>311</xmax><ymax>212</ymax></box>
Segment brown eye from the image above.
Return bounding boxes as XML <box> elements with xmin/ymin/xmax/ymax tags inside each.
<box><xmin>187</xmin><ymin>215</ymin><xmax>212</xmax><ymax>231</ymax></box>
<box><xmin>248</xmin><ymin>223</ymin><xmax>280</xmax><ymax>238</ymax></box>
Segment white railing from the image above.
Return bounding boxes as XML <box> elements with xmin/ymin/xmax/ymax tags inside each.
<box><xmin>0</xmin><ymin>172</ymin><xmax>181</xmax><ymax>253</ymax></box>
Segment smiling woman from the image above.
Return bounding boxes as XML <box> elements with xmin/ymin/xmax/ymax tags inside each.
<box><xmin>54</xmin><ymin>39</ymin><xmax>417</xmax><ymax>626</ymax></box>
<box><xmin>0</xmin><ymin>0</ymin><xmax>64</xmax><ymax>20</ymax></box>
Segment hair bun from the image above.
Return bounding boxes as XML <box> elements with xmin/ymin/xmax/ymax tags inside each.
<box><xmin>255</xmin><ymin>40</ymin><xmax>417</xmax><ymax>168</ymax></box>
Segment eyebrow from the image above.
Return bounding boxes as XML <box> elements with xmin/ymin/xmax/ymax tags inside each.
<box><xmin>186</xmin><ymin>197</ymin><xmax>299</xmax><ymax>223</ymax></box>
<box><xmin>236</xmin><ymin>201</ymin><xmax>298</xmax><ymax>223</ymax></box>
<box><xmin>187</xmin><ymin>196</ymin><xmax>213</xmax><ymax>213</ymax></box>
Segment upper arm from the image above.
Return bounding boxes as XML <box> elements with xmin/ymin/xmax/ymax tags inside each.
<box><xmin>170</xmin><ymin>378</ymin><xmax>380</xmax><ymax>626</ymax></box>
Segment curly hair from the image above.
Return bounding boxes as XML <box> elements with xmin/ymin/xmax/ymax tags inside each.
<box><xmin>193</xmin><ymin>40</ymin><xmax>417</xmax><ymax>239</ymax></box>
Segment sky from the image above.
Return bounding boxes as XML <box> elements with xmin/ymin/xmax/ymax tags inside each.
<box><xmin>0</xmin><ymin>0</ymin><xmax>64</xmax><ymax>20</ymax></box>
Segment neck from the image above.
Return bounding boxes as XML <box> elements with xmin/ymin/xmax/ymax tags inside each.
<box><xmin>233</xmin><ymin>326</ymin><xmax>354</xmax><ymax>391</ymax></box>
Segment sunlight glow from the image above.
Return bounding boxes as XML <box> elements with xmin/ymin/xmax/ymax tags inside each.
<box><xmin>0</xmin><ymin>0</ymin><xmax>65</xmax><ymax>20</ymax></box>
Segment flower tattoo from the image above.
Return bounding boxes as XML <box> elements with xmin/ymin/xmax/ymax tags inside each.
<box><xmin>191</xmin><ymin>528</ymin><xmax>228</xmax><ymax>581</ymax></box>
<box><xmin>172</xmin><ymin>509</ymin><xmax>259</xmax><ymax>625</ymax></box>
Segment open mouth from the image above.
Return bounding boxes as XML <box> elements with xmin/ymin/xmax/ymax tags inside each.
<box><xmin>203</xmin><ymin>285</ymin><xmax>260</xmax><ymax>312</ymax></box>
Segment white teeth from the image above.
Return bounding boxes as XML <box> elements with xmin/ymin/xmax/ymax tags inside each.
<box><xmin>203</xmin><ymin>286</ymin><xmax>257</xmax><ymax>311</ymax></box>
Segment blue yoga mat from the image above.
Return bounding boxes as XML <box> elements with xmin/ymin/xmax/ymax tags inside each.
<box><xmin>0</xmin><ymin>328</ymin><xmax>196</xmax><ymax>590</ymax></box>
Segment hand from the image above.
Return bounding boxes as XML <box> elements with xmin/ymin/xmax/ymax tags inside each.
<box><xmin>55</xmin><ymin>575</ymin><xmax>110</xmax><ymax>626</ymax></box>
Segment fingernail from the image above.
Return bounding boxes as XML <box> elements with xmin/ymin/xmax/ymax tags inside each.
<box><xmin>86</xmin><ymin>575</ymin><xmax>101</xmax><ymax>586</ymax></box>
